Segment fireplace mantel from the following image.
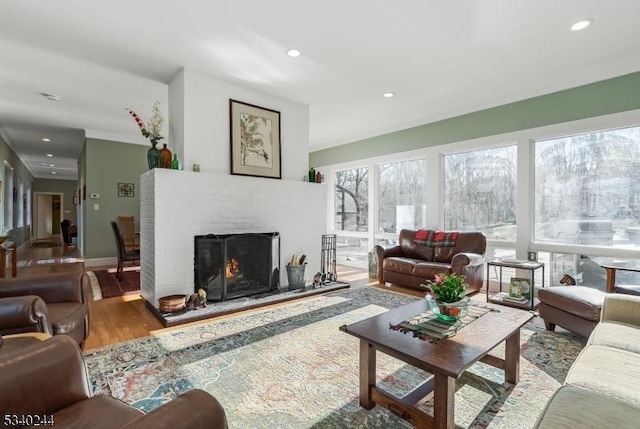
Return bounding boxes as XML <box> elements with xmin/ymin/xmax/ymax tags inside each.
<box><xmin>140</xmin><ymin>168</ymin><xmax>327</xmax><ymax>307</ymax></box>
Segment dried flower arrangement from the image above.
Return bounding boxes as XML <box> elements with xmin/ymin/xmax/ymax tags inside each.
<box><xmin>126</xmin><ymin>100</ymin><xmax>164</xmax><ymax>146</ymax></box>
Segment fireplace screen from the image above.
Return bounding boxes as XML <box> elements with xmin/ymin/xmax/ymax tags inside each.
<box><xmin>194</xmin><ymin>232</ymin><xmax>280</xmax><ymax>301</ymax></box>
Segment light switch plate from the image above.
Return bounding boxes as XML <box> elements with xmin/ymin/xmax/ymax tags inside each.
<box><xmin>93</xmin><ymin>203</ymin><xmax>99</xmax><ymax>210</ymax></box>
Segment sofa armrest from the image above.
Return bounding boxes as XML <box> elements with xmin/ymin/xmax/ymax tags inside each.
<box><xmin>451</xmin><ymin>252</ymin><xmax>484</xmax><ymax>273</ymax></box>
<box><xmin>374</xmin><ymin>244</ymin><xmax>404</xmax><ymax>259</ymax></box>
<box><xmin>122</xmin><ymin>389</ymin><xmax>228</xmax><ymax>429</ymax></box>
<box><xmin>601</xmin><ymin>293</ymin><xmax>640</xmax><ymax>326</ymax></box>
<box><xmin>0</xmin><ymin>295</ymin><xmax>53</xmax><ymax>335</ymax></box>
<box><xmin>373</xmin><ymin>244</ymin><xmax>405</xmax><ymax>283</ymax></box>
<box><xmin>0</xmin><ymin>335</ymin><xmax>91</xmax><ymax>415</ymax></box>
<box><xmin>0</xmin><ymin>272</ymin><xmax>88</xmax><ymax>303</ymax></box>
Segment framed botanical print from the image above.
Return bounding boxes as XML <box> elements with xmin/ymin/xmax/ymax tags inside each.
<box><xmin>229</xmin><ymin>99</ymin><xmax>281</xmax><ymax>179</ymax></box>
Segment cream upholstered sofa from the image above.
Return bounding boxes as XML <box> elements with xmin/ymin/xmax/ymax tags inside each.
<box><xmin>534</xmin><ymin>293</ymin><xmax>640</xmax><ymax>428</ymax></box>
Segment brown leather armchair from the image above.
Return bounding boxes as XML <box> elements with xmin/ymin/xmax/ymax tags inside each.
<box><xmin>374</xmin><ymin>229</ymin><xmax>486</xmax><ymax>293</ymax></box>
<box><xmin>0</xmin><ymin>272</ymin><xmax>89</xmax><ymax>347</ymax></box>
<box><xmin>0</xmin><ymin>295</ymin><xmax>53</xmax><ymax>336</ymax></box>
<box><xmin>0</xmin><ymin>335</ymin><xmax>228</xmax><ymax>429</ymax></box>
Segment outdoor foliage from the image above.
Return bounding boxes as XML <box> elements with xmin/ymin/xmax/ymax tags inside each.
<box><xmin>335</xmin><ymin>167</ymin><xmax>368</xmax><ymax>231</ymax></box>
<box><xmin>378</xmin><ymin>159</ymin><xmax>426</xmax><ymax>232</ymax></box>
<box><xmin>444</xmin><ymin>146</ymin><xmax>517</xmax><ymax>240</ymax></box>
<box><xmin>535</xmin><ymin>126</ymin><xmax>640</xmax><ymax>243</ymax></box>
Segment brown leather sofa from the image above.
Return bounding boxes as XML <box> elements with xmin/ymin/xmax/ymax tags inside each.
<box><xmin>0</xmin><ymin>272</ymin><xmax>89</xmax><ymax>347</ymax></box>
<box><xmin>374</xmin><ymin>229</ymin><xmax>486</xmax><ymax>293</ymax></box>
<box><xmin>0</xmin><ymin>335</ymin><xmax>228</xmax><ymax>429</ymax></box>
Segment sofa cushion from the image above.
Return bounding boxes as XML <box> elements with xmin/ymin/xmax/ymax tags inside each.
<box><xmin>433</xmin><ymin>247</ymin><xmax>457</xmax><ymax>263</ymax></box>
<box><xmin>565</xmin><ymin>345</ymin><xmax>640</xmax><ymax>407</ymax></box>
<box><xmin>588</xmin><ymin>321</ymin><xmax>640</xmax><ymax>354</ymax></box>
<box><xmin>54</xmin><ymin>395</ymin><xmax>144</xmax><ymax>429</ymax></box>
<box><xmin>537</xmin><ymin>286</ymin><xmax>605</xmax><ymax>321</ymax></box>
<box><xmin>412</xmin><ymin>262</ymin><xmax>451</xmax><ymax>281</ymax></box>
<box><xmin>399</xmin><ymin>230</ymin><xmax>434</xmax><ymax>261</ymax></box>
<box><xmin>535</xmin><ymin>385</ymin><xmax>640</xmax><ymax>429</ymax></box>
<box><xmin>382</xmin><ymin>257</ymin><xmax>419</xmax><ymax>275</ymax></box>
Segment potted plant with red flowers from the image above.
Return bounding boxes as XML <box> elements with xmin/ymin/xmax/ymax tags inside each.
<box><xmin>422</xmin><ymin>272</ymin><xmax>469</xmax><ymax>321</ymax></box>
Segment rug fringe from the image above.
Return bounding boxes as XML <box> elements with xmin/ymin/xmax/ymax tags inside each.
<box><xmin>87</xmin><ymin>271</ymin><xmax>103</xmax><ymax>301</ymax></box>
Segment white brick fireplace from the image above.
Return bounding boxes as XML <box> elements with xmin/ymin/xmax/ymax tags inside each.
<box><xmin>140</xmin><ymin>168</ymin><xmax>328</xmax><ymax>307</ymax></box>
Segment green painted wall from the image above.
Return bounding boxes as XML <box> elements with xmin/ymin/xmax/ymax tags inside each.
<box><xmin>84</xmin><ymin>138</ymin><xmax>148</xmax><ymax>258</ymax></box>
<box><xmin>310</xmin><ymin>72</ymin><xmax>640</xmax><ymax>166</ymax></box>
<box><xmin>32</xmin><ymin>178</ymin><xmax>78</xmax><ymax>224</ymax></box>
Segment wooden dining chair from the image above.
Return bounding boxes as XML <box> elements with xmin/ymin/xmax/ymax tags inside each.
<box><xmin>117</xmin><ymin>215</ymin><xmax>139</xmax><ymax>251</ymax></box>
<box><xmin>110</xmin><ymin>221</ymin><xmax>140</xmax><ymax>280</ymax></box>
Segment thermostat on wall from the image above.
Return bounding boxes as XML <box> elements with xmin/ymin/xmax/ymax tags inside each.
<box><xmin>90</xmin><ymin>193</ymin><xmax>100</xmax><ymax>199</ymax></box>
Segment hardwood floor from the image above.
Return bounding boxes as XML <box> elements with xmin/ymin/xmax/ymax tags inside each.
<box><xmin>14</xmin><ymin>243</ymin><xmax>421</xmax><ymax>353</ymax></box>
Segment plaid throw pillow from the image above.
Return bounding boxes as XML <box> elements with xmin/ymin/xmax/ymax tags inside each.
<box><xmin>414</xmin><ymin>229</ymin><xmax>459</xmax><ymax>247</ymax></box>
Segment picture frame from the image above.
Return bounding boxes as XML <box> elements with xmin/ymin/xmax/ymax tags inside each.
<box><xmin>509</xmin><ymin>277</ymin><xmax>531</xmax><ymax>301</ymax></box>
<box><xmin>527</xmin><ymin>250</ymin><xmax>538</xmax><ymax>262</ymax></box>
<box><xmin>117</xmin><ymin>182</ymin><xmax>135</xmax><ymax>197</ymax></box>
<box><xmin>229</xmin><ymin>99</ymin><xmax>281</xmax><ymax>179</ymax></box>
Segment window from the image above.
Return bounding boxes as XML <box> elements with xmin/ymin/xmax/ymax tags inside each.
<box><xmin>3</xmin><ymin>163</ymin><xmax>13</xmax><ymax>231</ymax></box>
<box><xmin>378</xmin><ymin>159</ymin><xmax>426</xmax><ymax>233</ymax></box>
<box><xmin>444</xmin><ymin>145</ymin><xmax>517</xmax><ymax>240</ymax></box>
<box><xmin>534</xmin><ymin>125</ymin><xmax>640</xmax><ymax>249</ymax></box>
<box><xmin>334</xmin><ymin>167</ymin><xmax>368</xmax><ymax>232</ymax></box>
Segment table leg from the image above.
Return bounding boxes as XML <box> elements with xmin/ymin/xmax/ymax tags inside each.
<box><xmin>504</xmin><ymin>328</ymin><xmax>521</xmax><ymax>384</ymax></box>
<box><xmin>10</xmin><ymin>244</ymin><xmax>17</xmax><ymax>277</ymax></box>
<box><xmin>433</xmin><ymin>372</ymin><xmax>455</xmax><ymax>429</ymax></box>
<box><xmin>0</xmin><ymin>248</ymin><xmax>6</xmax><ymax>278</ymax></box>
<box><xmin>359</xmin><ymin>340</ymin><xmax>376</xmax><ymax>409</ymax></box>
<box><xmin>605</xmin><ymin>267</ymin><xmax>616</xmax><ymax>293</ymax></box>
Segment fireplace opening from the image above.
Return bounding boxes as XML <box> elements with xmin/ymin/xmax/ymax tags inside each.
<box><xmin>194</xmin><ymin>232</ymin><xmax>280</xmax><ymax>301</ymax></box>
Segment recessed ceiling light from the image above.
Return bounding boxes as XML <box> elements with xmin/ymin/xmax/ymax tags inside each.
<box><xmin>383</xmin><ymin>92</ymin><xmax>395</xmax><ymax>98</ymax></box>
<box><xmin>49</xmin><ymin>164</ymin><xmax>55</xmax><ymax>167</ymax></box>
<box><xmin>51</xmin><ymin>171</ymin><xmax>57</xmax><ymax>175</ymax></box>
<box><xmin>41</xmin><ymin>93</ymin><xmax>63</xmax><ymax>102</ymax></box>
<box><xmin>46</xmin><ymin>153</ymin><xmax>53</xmax><ymax>157</ymax></box>
<box><xmin>285</xmin><ymin>48</ymin><xmax>301</xmax><ymax>58</ymax></box>
<box><xmin>41</xmin><ymin>163</ymin><xmax>48</xmax><ymax>166</ymax></box>
<box><xmin>42</xmin><ymin>138</ymin><xmax>50</xmax><ymax>142</ymax></box>
<box><xmin>571</xmin><ymin>19</ymin><xmax>594</xmax><ymax>31</ymax></box>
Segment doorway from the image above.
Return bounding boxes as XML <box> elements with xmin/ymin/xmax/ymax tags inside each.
<box><xmin>34</xmin><ymin>192</ymin><xmax>64</xmax><ymax>242</ymax></box>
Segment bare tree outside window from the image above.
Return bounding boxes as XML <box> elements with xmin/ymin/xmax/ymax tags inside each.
<box><xmin>335</xmin><ymin>167</ymin><xmax>368</xmax><ymax>231</ymax></box>
<box><xmin>444</xmin><ymin>146</ymin><xmax>517</xmax><ymax>240</ymax></box>
<box><xmin>378</xmin><ymin>159</ymin><xmax>426</xmax><ymax>232</ymax></box>
<box><xmin>534</xmin><ymin>125</ymin><xmax>640</xmax><ymax>248</ymax></box>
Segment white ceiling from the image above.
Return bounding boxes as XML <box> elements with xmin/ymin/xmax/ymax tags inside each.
<box><xmin>1</xmin><ymin>1</ymin><xmax>640</xmax><ymax>181</ymax></box>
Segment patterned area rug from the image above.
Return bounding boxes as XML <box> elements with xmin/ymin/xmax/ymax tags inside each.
<box><xmin>85</xmin><ymin>287</ymin><xmax>586</xmax><ymax>428</ymax></box>
<box><xmin>87</xmin><ymin>267</ymin><xmax>140</xmax><ymax>300</ymax></box>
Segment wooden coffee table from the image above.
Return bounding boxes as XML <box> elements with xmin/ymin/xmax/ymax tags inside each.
<box><xmin>340</xmin><ymin>299</ymin><xmax>533</xmax><ymax>429</ymax></box>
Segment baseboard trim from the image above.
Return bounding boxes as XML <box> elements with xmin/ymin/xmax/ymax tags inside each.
<box><xmin>85</xmin><ymin>257</ymin><xmax>117</xmax><ymax>268</ymax></box>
